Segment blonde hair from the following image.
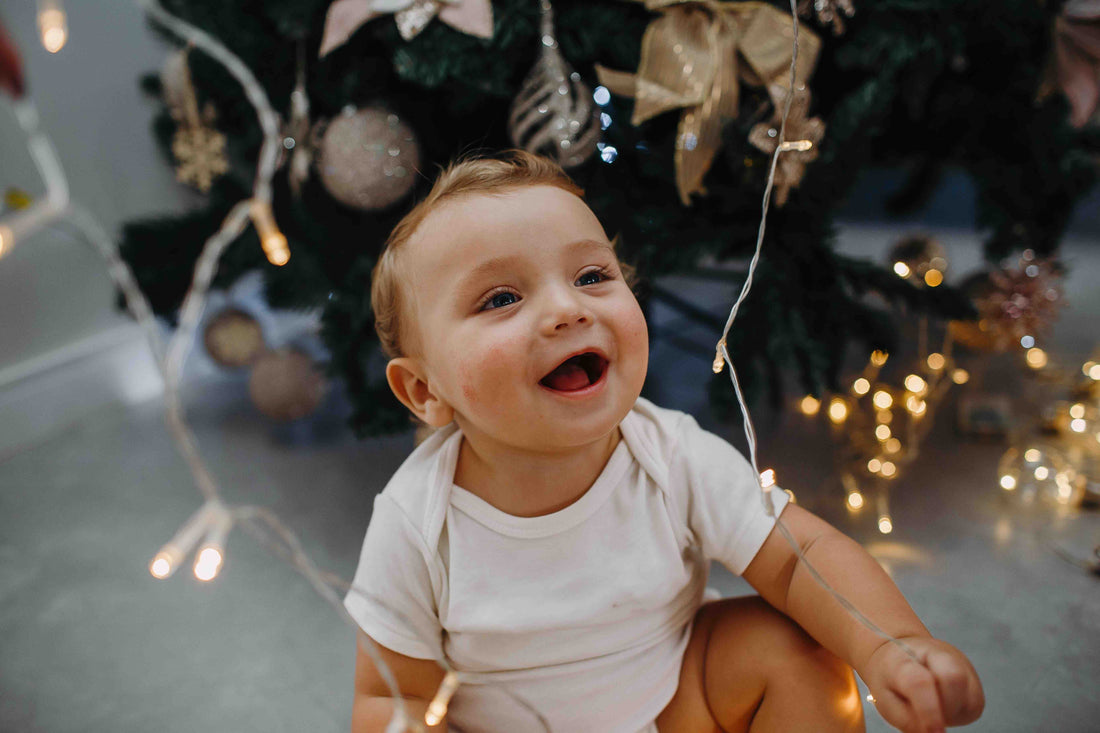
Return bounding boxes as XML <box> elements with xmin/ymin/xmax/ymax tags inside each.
<box><xmin>371</xmin><ymin>150</ymin><xmax>590</xmax><ymax>359</ymax></box>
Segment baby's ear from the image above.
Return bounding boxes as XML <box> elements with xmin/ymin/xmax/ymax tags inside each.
<box><xmin>385</xmin><ymin>357</ymin><xmax>454</xmax><ymax>428</ymax></box>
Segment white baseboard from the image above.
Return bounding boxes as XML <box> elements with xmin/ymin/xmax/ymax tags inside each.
<box><xmin>0</xmin><ymin>323</ymin><xmax>163</xmax><ymax>457</ymax></box>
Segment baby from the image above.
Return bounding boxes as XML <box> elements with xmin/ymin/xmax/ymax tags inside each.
<box><xmin>345</xmin><ymin>151</ymin><xmax>984</xmax><ymax>733</ymax></box>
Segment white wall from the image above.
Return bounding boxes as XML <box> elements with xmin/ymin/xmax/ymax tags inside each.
<box><xmin>0</xmin><ymin>0</ymin><xmax>193</xmax><ymax>451</ymax></box>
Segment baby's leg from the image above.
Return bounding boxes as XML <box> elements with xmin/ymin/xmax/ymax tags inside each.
<box><xmin>657</xmin><ymin>596</ymin><xmax>864</xmax><ymax>733</ymax></box>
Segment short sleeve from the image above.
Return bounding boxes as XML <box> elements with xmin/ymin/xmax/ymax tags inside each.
<box><xmin>343</xmin><ymin>494</ymin><xmax>444</xmax><ymax>660</ymax></box>
<box><xmin>672</xmin><ymin>415</ymin><xmax>789</xmax><ymax>575</ymax></box>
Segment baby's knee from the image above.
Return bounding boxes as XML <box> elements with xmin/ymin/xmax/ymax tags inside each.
<box><xmin>708</xmin><ymin>597</ymin><xmax>857</xmax><ymax>699</ymax></box>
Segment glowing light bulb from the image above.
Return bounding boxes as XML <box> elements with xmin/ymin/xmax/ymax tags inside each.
<box><xmin>927</xmin><ymin>353</ymin><xmax>945</xmax><ymax>371</ymax></box>
<box><xmin>0</xmin><ymin>225</ymin><xmax>11</xmax><ymax>258</ymax></box>
<box><xmin>847</xmin><ymin>491</ymin><xmax>864</xmax><ymax>509</ymax></box>
<box><xmin>870</xmin><ymin>350</ymin><xmax>888</xmax><ymax>367</ymax></box>
<box><xmin>866</xmin><ymin>694</ymin><xmax>876</xmax><ymax>704</ymax></box>
<box><xmin>193</xmin><ymin>548</ymin><xmax>223</xmax><ymax>581</ymax></box>
<box><xmin>712</xmin><ymin>342</ymin><xmax>725</xmax><ymax>374</ymax></box>
<box><xmin>1025</xmin><ymin>347</ymin><xmax>1047</xmax><ymax>369</ymax></box>
<box><xmin>952</xmin><ymin>368</ymin><xmax>969</xmax><ymax>385</ymax></box>
<box><xmin>867</xmin><ymin>458</ymin><xmax>882</xmax><ymax>473</ymax></box>
<box><xmin>192</xmin><ymin>506</ymin><xmax>233</xmax><ymax>582</ymax></box>
<box><xmin>38</xmin><ymin>2</ymin><xmax>68</xmax><ymax>54</ymax></box>
<box><xmin>1070</xmin><ymin>418</ymin><xmax>1087</xmax><ymax>433</ymax></box>
<box><xmin>425</xmin><ymin>671</ymin><xmax>460</xmax><ymax>726</ymax></box>
<box><xmin>904</xmin><ymin>374</ymin><xmax>927</xmax><ymax>393</ymax></box>
<box><xmin>878</xmin><ymin>516</ymin><xmax>893</xmax><ymax>534</ymax></box>
<box><xmin>1084</xmin><ymin>361</ymin><xmax>1097</xmax><ymax>377</ymax></box>
<box><xmin>875</xmin><ymin>424</ymin><xmax>891</xmax><ymax>441</ymax></box>
<box><xmin>760</xmin><ymin>469</ymin><xmax>776</xmax><ymax>489</ymax></box>
<box><xmin>1034</xmin><ymin>466</ymin><xmax>1049</xmax><ymax>480</ymax></box>
<box><xmin>249</xmin><ymin>200</ymin><xmax>290</xmax><ymax>266</ymax></box>
<box><xmin>1000</xmin><ymin>475</ymin><xmax>1017</xmax><ymax>490</ymax></box>
<box><xmin>784</xmin><ymin>488</ymin><xmax>797</xmax><ymax>504</ymax></box>
<box><xmin>893</xmin><ymin>261</ymin><xmax>911</xmax><ymax>278</ymax></box>
<box><xmin>880</xmin><ymin>461</ymin><xmax>897</xmax><ymax>478</ymax></box>
<box><xmin>906</xmin><ymin>396</ymin><xmax>926</xmax><ymax>416</ymax></box>
<box><xmin>924</xmin><ymin>269</ymin><xmax>943</xmax><ymax>287</ymax></box>
<box><xmin>778</xmin><ymin>139</ymin><xmax>814</xmax><ymax>152</ymax></box>
<box><xmin>828</xmin><ymin>398</ymin><xmax>849</xmax><ymax>424</ymax></box>
<box><xmin>1024</xmin><ymin>448</ymin><xmax>1041</xmax><ymax>463</ymax></box>
<box><xmin>872</xmin><ymin>390</ymin><xmax>893</xmax><ymax>409</ymax></box>
<box><xmin>853</xmin><ymin>378</ymin><xmax>870</xmax><ymax>395</ymax></box>
<box><xmin>885</xmin><ymin>437</ymin><xmax>901</xmax><ymax>454</ymax></box>
<box><xmin>800</xmin><ymin>395</ymin><xmax>820</xmax><ymax>416</ymax></box>
<box><xmin>1069</xmin><ymin>404</ymin><xmax>1085</xmax><ymax>419</ymax></box>
<box><xmin>149</xmin><ymin>553</ymin><xmax>174</xmax><ymax>579</ymax></box>
<box><xmin>1090</xmin><ymin>364</ymin><xmax>1100</xmax><ymax>380</ymax></box>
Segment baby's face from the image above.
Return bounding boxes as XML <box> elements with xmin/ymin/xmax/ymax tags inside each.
<box><xmin>400</xmin><ymin>185</ymin><xmax>648</xmax><ymax>452</ymax></box>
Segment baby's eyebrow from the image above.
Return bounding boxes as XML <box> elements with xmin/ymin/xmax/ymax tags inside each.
<box><xmin>454</xmin><ymin>239</ymin><xmax>615</xmax><ymax>296</ymax></box>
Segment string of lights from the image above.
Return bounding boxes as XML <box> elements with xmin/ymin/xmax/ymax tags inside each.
<box><xmin>712</xmin><ymin>0</ymin><xmax>925</xmax><ymax>673</ymax></box>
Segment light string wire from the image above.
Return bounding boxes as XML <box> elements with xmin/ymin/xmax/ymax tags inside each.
<box><xmin>715</xmin><ymin>0</ymin><xmax>922</xmax><ymax>668</ymax></box>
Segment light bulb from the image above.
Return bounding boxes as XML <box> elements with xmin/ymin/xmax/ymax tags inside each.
<box><xmin>927</xmin><ymin>353</ymin><xmax>945</xmax><ymax>371</ymax></box>
<box><xmin>425</xmin><ymin>671</ymin><xmax>460</xmax><ymax>726</ymax></box>
<box><xmin>875</xmin><ymin>424</ymin><xmax>891</xmax><ymax>441</ymax></box>
<box><xmin>193</xmin><ymin>548</ymin><xmax>223</xmax><ymax>581</ymax></box>
<box><xmin>867</xmin><ymin>458</ymin><xmax>882</xmax><ymax>473</ymax></box>
<box><xmin>1090</xmin><ymin>364</ymin><xmax>1100</xmax><ymax>380</ymax></box>
<box><xmin>853</xmin><ymin>378</ymin><xmax>871</xmax><ymax>395</ymax></box>
<box><xmin>880</xmin><ymin>461</ymin><xmax>897</xmax><ymax>478</ymax></box>
<box><xmin>1024</xmin><ymin>448</ymin><xmax>1041</xmax><ymax>463</ymax></box>
<box><xmin>1069</xmin><ymin>404</ymin><xmax>1085</xmax><ymax>419</ymax></box>
<box><xmin>870</xmin><ymin>350</ymin><xmax>889</xmax><ymax>367</ymax></box>
<box><xmin>249</xmin><ymin>200</ymin><xmax>290</xmax><ymax>266</ymax></box>
<box><xmin>906</xmin><ymin>395</ymin><xmax>926</xmax><ymax>416</ymax></box>
<box><xmin>828</xmin><ymin>398</ymin><xmax>849</xmax><ymax>424</ymax></box>
<box><xmin>759</xmin><ymin>469</ymin><xmax>776</xmax><ymax>489</ymax></box>
<box><xmin>904</xmin><ymin>374</ymin><xmax>927</xmax><ymax>394</ymax></box>
<box><xmin>872</xmin><ymin>390</ymin><xmax>893</xmax><ymax>409</ymax></box>
<box><xmin>924</xmin><ymin>269</ymin><xmax>943</xmax><ymax>287</ymax></box>
<box><xmin>1025</xmin><ymin>347</ymin><xmax>1047</xmax><ymax>369</ymax></box>
<box><xmin>952</xmin><ymin>368</ymin><xmax>970</xmax><ymax>385</ymax></box>
<box><xmin>0</xmin><ymin>225</ymin><xmax>11</xmax><ymax>258</ymax></box>
<box><xmin>149</xmin><ymin>552</ymin><xmax>174</xmax><ymax>579</ymax></box>
<box><xmin>38</xmin><ymin>2</ymin><xmax>68</xmax><ymax>54</ymax></box>
<box><xmin>885</xmin><ymin>437</ymin><xmax>901</xmax><ymax>454</ymax></box>
<box><xmin>799</xmin><ymin>395</ymin><xmax>820</xmax><ymax>416</ymax></box>
<box><xmin>1084</xmin><ymin>361</ymin><xmax>1097</xmax><ymax>377</ymax></box>
<box><xmin>148</xmin><ymin>502</ymin><xmax>220</xmax><ymax>580</ymax></box>
<box><xmin>1000</xmin><ymin>475</ymin><xmax>1016</xmax><ymax>490</ymax></box>
<box><xmin>893</xmin><ymin>261</ymin><xmax>911</xmax><ymax>278</ymax></box>
<box><xmin>192</xmin><ymin>506</ymin><xmax>233</xmax><ymax>582</ymax></box>
<box><xmin>878</xmin><ymin>516</ymin><xmax>893</xmax><ymax>534</ymax></box>
<box><xmin>1034</xmin><ymin>466</ymin><xmax>1049</xmax><ymax>480</ymax></box>
<box><xmin>847</xmin><ymin>491</ymin><xmax>864</xmax><ymax>510</ymax></box>
<box><xmin>1070</xmin><ymin>418</ymin><xmax>1087</xmax><ymax>433</ymax></box>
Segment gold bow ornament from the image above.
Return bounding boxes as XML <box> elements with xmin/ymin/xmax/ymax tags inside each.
<box><xmin>596</xmin><ymin>0</ymin><xmax>821</xmax><ymax>204</ymax></box>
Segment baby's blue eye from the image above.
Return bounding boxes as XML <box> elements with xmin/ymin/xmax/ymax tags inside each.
<box><xmin>484</xmin><ymin>292</ymin><xmax>518</xmax><ymax>310</ymax></box>
<box><xmin>576</xmin><ymin>270</ymin><xmax>605</xmax><ymax>286</ymax></box>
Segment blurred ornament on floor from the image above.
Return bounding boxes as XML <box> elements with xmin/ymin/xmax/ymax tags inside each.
<box><xmin>248</xmin><ymin>348</ymin><xmax>328</xmax><ymax>421</ymax></box>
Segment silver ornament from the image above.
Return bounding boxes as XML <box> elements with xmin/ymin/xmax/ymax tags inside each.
<box><xmin>315</xmin><ymin>106</ymin><xmax>420</xmax><ymax>211</ymax></box>
<box><xmin>508</xmin><ymin>0</ymin><xmax>600</xmax><ymax>168</ymax></box>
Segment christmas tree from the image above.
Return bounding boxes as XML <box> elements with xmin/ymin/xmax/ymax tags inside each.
<box><xmin>119</xmin><ymin>0</ymin><xmax>1099</xmax><ymax>435</ymax></box>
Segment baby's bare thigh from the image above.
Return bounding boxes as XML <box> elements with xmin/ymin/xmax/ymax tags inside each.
<box><xmin>655</xmin><ymin>596</ymin><xmax>814</xmax><ymax>733</ymax></box>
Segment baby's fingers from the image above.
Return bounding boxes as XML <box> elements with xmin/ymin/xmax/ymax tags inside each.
<box><xmin>925</xmin><ymin>648</ymin><xmax>985</xmax><ymax>725</ymax></box>
<box><xmin>871</xmin><ymin>685</ymin><xmax>942</xmax><ymax>733</ymax></box>
<box><xmin>894</xmin><ymin>659</ymin><xmax>946</xmax><ymax>732</ymax></box>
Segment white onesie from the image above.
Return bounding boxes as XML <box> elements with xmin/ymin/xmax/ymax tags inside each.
<box><xmin>344</xmin><ymin>397</ymin><xmax>788</xmax><ymax>732</ymax></box>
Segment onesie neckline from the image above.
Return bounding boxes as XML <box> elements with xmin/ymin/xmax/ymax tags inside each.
<box><xmin>449</xmin><ymin>437</ymin><xmax>633</xmax><ymax>539</ymax></box>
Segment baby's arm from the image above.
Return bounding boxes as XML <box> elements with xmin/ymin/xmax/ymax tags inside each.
<box><xmin>742</xmin><ymin>503</ymin><xmax>984</xmax><ymax>733</ymax></box>
<box><xmin>351</xmin><ymin>635</ymin><xmax>447</xmax><ymax>733</ymax></box>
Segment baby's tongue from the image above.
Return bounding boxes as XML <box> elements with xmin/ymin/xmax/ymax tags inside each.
<box><xmin>542</xmin><ymin>361</ymin><xmax>589</xmax><ymax>391</ymax></box>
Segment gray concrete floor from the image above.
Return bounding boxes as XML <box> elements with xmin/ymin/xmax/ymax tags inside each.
<box><xmin>2</xmin><ymin>261</ymin><xmax>1099</xmax><ymax>732</ymax></box>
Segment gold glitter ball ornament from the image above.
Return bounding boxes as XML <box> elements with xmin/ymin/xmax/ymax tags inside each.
<box><xmin>315</xmin><ymin>106</ymin><xmax>420</xmax><ymax>211</ymax></box>
<box><xmin>248</xmin><ymin>348</ymin><xmax>328</xmax><ymax>422</ymax></box>
<box><xmin>203</xmin><ymin>308</ymin><xmax>266</xmax><ymax>368</ymax></box>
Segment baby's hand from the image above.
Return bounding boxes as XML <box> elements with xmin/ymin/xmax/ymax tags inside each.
<box><xmin>861</xmin><ymin>635</ymin><xmax>984</xmax><ymax>733</ymax></box>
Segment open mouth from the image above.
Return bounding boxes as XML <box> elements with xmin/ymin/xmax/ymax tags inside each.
<box><xmin>539</xmin><ymin>352</ymin><xmax>609</xmax><ymax>392</ymax></box>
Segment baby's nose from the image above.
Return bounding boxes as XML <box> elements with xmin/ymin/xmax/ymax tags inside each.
<box><xmin>554</xmin><ymin>312</ymin><xmax>588</xmax><ymax>330</ymax></box>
